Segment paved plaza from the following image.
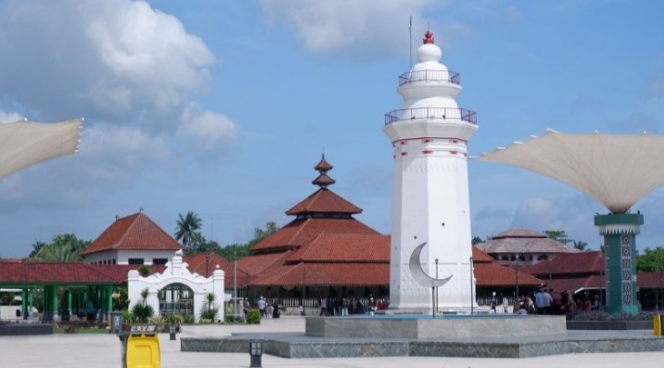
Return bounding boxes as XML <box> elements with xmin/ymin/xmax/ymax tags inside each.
<box><xmin>2</xmin><ymin>316</ymin><xmax>664</xmax><ymax>368</ymax></box>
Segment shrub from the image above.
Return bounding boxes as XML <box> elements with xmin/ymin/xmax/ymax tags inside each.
<box><xmin>180</xmin><ymin>312</ymin><xmax>195</xmax><ymax>324</ymax></box>
<box><xmin>246</xmin><ymin>309</ymin><xmax>261</xmax><ymax>324</ymax></box>
<box><xmin>130</xmin><ymin>288</ymin><xmax>153</xmax><ymax>323</ymax></box>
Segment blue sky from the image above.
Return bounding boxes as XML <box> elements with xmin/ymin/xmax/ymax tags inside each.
<box><xmin>0</xmin><ymin>0</ymin><xmax>662</xmax><ymax>257</ymax></box>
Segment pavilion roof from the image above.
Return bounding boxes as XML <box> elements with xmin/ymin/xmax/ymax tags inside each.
<box><xmin>475</xmin><ymin>228</ymin><xmax>581</xmax><ymax>255</ymax></box>
<box><xmin>285</xmin><ymin>188</ymin><xmax>362</xmax><ymax>215</ymax></box>
<box><xmin>284</xmin><ymin>234</ymin><xmax>389</xmax><ymax>264</ymax></box>
<box><xmin>251</xmin><ymin>218</ymin><xmax>380</xmax><ymax>252</ymax></box>
<box><xmin>81</xmin><ymin>211</ymin><xmax>183</xmax><ymax>255</ymax></box>
<box><xmin>250</xmin><ymin>262</ymin><xmax>388</xmax><ymax>287</ymax></box>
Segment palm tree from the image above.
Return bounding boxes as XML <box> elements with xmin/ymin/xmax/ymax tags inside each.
<box><xmin>175</xmin><ymin>211</ymin><xmax>202</xmax><ymax>247</ymax></box>
<box><xmin>33</xmin><ymin>242</ymin><xmax>82</xmax><ymax>262</ymax></box>
<box><xmin>573</xmin><ymin>240</ymin><xmax>589</xmax><ymax>251</ymax></box>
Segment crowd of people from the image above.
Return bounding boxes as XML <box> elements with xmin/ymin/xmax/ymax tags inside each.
<box><xmin>315</xmin><ymin>295</ymin><xmax>389</xmax><ymax>316</ymax></box>
<box><xmin>492</xmin><ymin>289</ymin><xmax>602</xmax><ymax>315</ymax></box>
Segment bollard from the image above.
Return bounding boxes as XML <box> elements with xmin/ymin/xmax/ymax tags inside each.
<box><xmin>169</xmin><ymin>325</ymin><xmax>176</xmax><ymax>340</ymax></box>
<box><xmin>654</xmin><ymin>314</ymin><xmax>662</xmax><ymax>336</ymax></box>
<box><xmin>249</xmin><ymin>340</ymin><xmax>263</xmax><ymax>368</ymax></box>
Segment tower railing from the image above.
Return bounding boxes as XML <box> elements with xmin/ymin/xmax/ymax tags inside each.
<box><xmin>384</xmin><ymin>107</ymin><xmax>477</xmax><ymax>125</ymax></box>
<box><xmin>399</xmin><ymin>70</ymin><xmax>460</xmax><ymax>86</ymax></box>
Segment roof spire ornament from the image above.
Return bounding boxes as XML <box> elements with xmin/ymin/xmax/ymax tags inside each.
<box><xmin>312</xmin><ymin>154</ymin><xmax>336</xmax><ymax>188</ymax></box>
<box><xmin>423</xmin><ymin>30</ymin><xmax>434</xmax><ymax>44</ymax></box>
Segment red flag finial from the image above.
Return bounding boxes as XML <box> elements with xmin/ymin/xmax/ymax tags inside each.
<box><xmin>423</xmin><ymin>31</ymin><xmax>434</xmax><ymax>44</ymax></box>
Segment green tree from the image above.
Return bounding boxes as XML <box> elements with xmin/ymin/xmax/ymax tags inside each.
<box><xmin>471</xmin><ymin>236</ymin><xmax>484</xmax><ymax>245</ymax></box>
<box><xmin>218</xmin><ymin>243</ymin><xmax>251</xmax><ymax>262</ymax></box>
<box><xmin>187</xmin><ymin>235</ymin><xmax>223</xmax><ymax>255</ymax></box>
<box><xmin>175</xmin><ymin>211</ymin><xmax>202</xmax><ymax>247</ymax></box>
<box><xmin>247</xmin><ymin>221</ymin><xmax>279</xmax><ymax>248</ymax></box>
<box><xmin>30</xmin><ymin>234</ymin><xmax>91</xmax><ymax>261</ymax></box>
<box><xmin>543</xmin><ymin>230</ymin><xmax>570</xmax><ymax>244</ymax></box>
<box><xmin>29</xmin><ymin>241</ymin><xmax>47</xmax><ymax>258</ymax></box>
<box><xmin>637</xmin><ymin>247</ymin><xmax>664</xmax><ymax>272</ymax></box>
<box><xmin>572</xmin><ymin>240</ymin><xmax>589</xmax><ymax>251</ymax></box>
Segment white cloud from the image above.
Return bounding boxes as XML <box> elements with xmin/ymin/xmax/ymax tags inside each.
<box><xmin>82</xmin><ymin>124</ymin><xmax>172</xmax><ymax>179</ymax></box>
<box><xmin>259</xmin><ymin>0</ymin><xmax>460</xmax><ymax>57</ymax></box>
<box><xmin>0</xmin><ymin>110</ymin><xmax>23</xmax><ymax>123</ymax></box>
<box><xmin>0</xmin><ymin>0</ymin><xmax>215</xmax><ymax>123</ymax></box>
<box><xmin>179</xmin><ymin>102</ymin><xmax>239</xmax><ymax>158</ymax></box>
<box><xmin>511</xmin><ymin>195</ymin><xmax>605</xmax><ymax>246</ymax></box>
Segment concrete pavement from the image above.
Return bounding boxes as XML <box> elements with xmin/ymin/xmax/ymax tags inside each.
<box><xmin>1</xmin><ymin>316</ymin><xmax>663</xmax><ymax>368</ymax></box>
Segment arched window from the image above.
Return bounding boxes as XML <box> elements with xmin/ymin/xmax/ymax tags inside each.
<box><xmin>159</xmin><ymin>283</ymin><xmax>194</xmax><ymax>316</ymax></box>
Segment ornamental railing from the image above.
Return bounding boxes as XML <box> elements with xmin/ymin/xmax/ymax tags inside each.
<box><xmin>384</xmin><ymin>107</ymin><xmax>477</xmax><ymax>125</ymax></box>
<box><xmin>399</xmin><ymin>69</ymin><xmax>460</xmax><ymax>86</ymax></box>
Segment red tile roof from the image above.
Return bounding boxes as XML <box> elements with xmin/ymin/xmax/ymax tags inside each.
<box><xmin>250</xmin><ymin>262</ymin><xmax>388</xmax><ymax>287</ymax></box>
<box><xmin>546</xmin><ymin>275</ymin><xmax>605</xmax><ymax>293</ymax></box>
<box><xmin>473</xmin><ymin>262</ymin><xmax>543</xmax><ymax>287</ymax></box>
<box><xmin>284</xmin><ymin>234</ymin><xmax>389</xmax><ymax>264</ymax></box>
<box><xmin>0</xmin><ymin>262</ymin><xmax>164</xmax><ymax>284</ymax></box>
<box><xmin>492</xmin><ymin>228</ymin><xmax>547</xmax><ymax>239</ymax></box>
<box><xmin>285</xmin><ymin>188</ymin><xmax>362</xmax><ymax>215</ymax></box>
<box><xmin>526</xmin><ymin>251</ymin><xmax>604</xmax><ymax>275</ymax></box>
<box><xmin>81</xmin><ymin>211</ymin><xmax>183</xmax><ymax>255</ymax></box>
<box><xmin>475</xmin><ymin>227</ymin><xmax>581</xmax><ymax>255</ymax></box>
<box><xmin>251</xmin><ymin>218</ymin><xmax>380</xmax><ymax>252</ymax></box>
<box><xmin>635</xmin><ymin>271</ymin><xmax>664</xmax><ymax>288</ymax></box>
<box><xmin>236</xmin><ymin>251</ymin><xmax>292</xmax><ymax>277</ymax></box>
<box><xmin>184</xmin><ymin>252</ymin><xmax>251</xmax><ymax>288</ymax></box>
<box><xmin>471</xmin><ymin>246</ymin><xmax>494</xmax><ymax>263</ymax></box>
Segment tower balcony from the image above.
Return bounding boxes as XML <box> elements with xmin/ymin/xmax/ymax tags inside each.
<box><xmin>399</xmin><ymin>69</ymin><xmax>460</xmax><ymax>86</ymax></box>
<box><xmin>384</xmin><ymin>107</ymin><xmax>477</xmax><ymax>126</ymax></box>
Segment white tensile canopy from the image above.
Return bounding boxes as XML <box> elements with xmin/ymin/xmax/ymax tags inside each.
<box><xmin>475</xmin><ymin>129</ymin><xmax>664</xmax><ymax>213</ymax></box>
<box><xmin>0</xmin><ymin>118</ymin><xmax>83</xmax><ymax>180</ymax></box>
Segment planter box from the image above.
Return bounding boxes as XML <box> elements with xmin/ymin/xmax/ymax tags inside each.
<box><xmin>0</xmin><ymin>323</ymin><xmax>54</xmax><ymax>336</ymax></box>
<box><xmin>567</xmin><ymin>320</ymin><xmax>652</xmax><ymax>330</ymax></box>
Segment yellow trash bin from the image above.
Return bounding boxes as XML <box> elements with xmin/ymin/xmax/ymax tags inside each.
<box><xmin>653</xmin><ymin>314</ymin><xmax>662</xmax><ymax>337</ymax></box>
<box><xmin>126</xmin><ymin>331</ymin><xmax>161</xmax><ymax>368</ymax></box>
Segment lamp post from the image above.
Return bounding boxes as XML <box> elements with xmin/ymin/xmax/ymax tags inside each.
<box><xmin>233</xmin><ymin>250</ymin><xmax>238</xmax><ymax>322</ymax></box>
<box><xmin>515</xmin><ymin>253</ymin><xmax>520</xmax><ymax>305</ymax></box>
<box><xmin>249</xmin><ymin>340</ymin><xmax>263</xmax><ymax>368</ymax></box>
<box><xmin>548</xmin><ymin>258</ymin><xmax>552</xmax><ymax>290</ymax></box>
<box><xmin>301</xmin><ymin>264</ymin><xmax>306</xmax><ymax>316</ymax></box>
<box><xmin>469</xmin><ymin>256</ymin><xmax>474</xmax><ymax>315</ymax></box>
<box><xmin>435</xmin><ymin>258</ymin><xmax>439</xmax><ymax>315</ymax></box>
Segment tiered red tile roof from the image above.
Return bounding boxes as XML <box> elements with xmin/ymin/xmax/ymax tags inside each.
<box><xmin>251</xmin><ymin>218</ymin><xmax>380</xmax><ymax>252</ymax></box>
<box><xmin>285</xmin><ymin>189</ymin><xmax>362</xmax><ymax>215</ymax></box>
<box><xmin>283</xmin><ymin>234</ymin><xmax>389</xmax><ymax>264</ymax></box>
<box><xmin>81</xmin><ymin>210</ymin><xmax>183</xmax><ymax>255</ymax></box>
<box><xmin>241</xmin><ymin>156</ymin><xmax>389</xmax><ymax>288</ymax></box>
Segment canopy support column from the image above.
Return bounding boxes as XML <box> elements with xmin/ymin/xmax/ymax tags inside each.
<box><xmin>595</xmin><ymin>213</ymin><xmax>643</xmax><ymax>314</ymax></box>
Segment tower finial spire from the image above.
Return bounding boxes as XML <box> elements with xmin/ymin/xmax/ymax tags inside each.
<box><xmin>423</xmin><ymin>30</ymin><xmax>434</xmax><ymax>44</ymax></box>
<box><xmin>312</xmin><ymin>155</ymin><xmax>335</xmax><ymax>188</ymax></box>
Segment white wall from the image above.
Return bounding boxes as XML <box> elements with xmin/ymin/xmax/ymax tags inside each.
<box><xmin>127</xmin><ymin>253</ymin><xmax>224</xmax><ymax>322</ymax></box>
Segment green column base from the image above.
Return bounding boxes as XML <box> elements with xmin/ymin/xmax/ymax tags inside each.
<box><xmin>595</xmin><ymin>213</ymin><xmax>643</xmax><ymax>315</ymax></box>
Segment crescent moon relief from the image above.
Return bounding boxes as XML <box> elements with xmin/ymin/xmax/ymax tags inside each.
<box><xmin>408</xmin><ymin>242</ymin><xmax>453</xmax><ymax>288</ymax></box>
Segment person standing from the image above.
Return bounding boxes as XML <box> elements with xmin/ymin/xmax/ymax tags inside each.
<box><xmin>257</xmin><ymin>296</ymin><xmax>266</xmax><ymax>318</ymax></box>
<box><xmin>341</xmin><ymin>297</ymin><xmax>349</xmax><ymax>317</ymax></box>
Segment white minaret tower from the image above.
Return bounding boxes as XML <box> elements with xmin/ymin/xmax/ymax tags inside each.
<box><xmin>383</xmin><ymin>31</ymin><xmax>478</xmax><ymax>313</ymax></box>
